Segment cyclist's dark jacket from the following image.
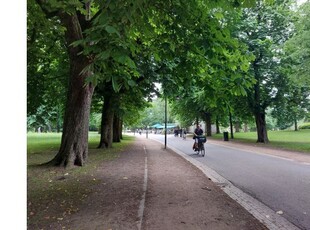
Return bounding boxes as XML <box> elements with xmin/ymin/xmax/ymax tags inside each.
<box><xmin>194</xmin><ymin>128</ymin><xmax>203</xmax><ymax>136</ymax></box>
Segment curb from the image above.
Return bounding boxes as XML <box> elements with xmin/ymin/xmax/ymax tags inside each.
<box><xmin>150</xmin><ymin>137</ymin><xmax>301</xmax><ymax>230</ymax></box>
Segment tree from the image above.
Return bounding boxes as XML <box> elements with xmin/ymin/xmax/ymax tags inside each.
<box><xmin>168</xmin><ymin>3</ymin><xmax>256</xmax><ymax>136</ymax></box>
<box><xmin>31</xmin><ymin>0</ymin><xmax>150</xmax><ymax>166</ymax></box>
<box><xmin>27</xmin><ymin>1</ymin><xmax>68</xmax><ymax>132</ymax></box>
<box><xmin>279</xmin><ymin>1</ymin><xmax>310</xmax><ymax>130</ymax></box>
<box><xmin>28</xmin><ymin>0</ymin><xmax>258</xmax><ymax>167</ymax></box>
<box><xmin>236</xmin><ymin>0</ymin><xmax>295</xmax><ymax>143</ymax></box>
<box><xmin>284</xmin><ymin>1</ymin><xmax>310</xmax><ymax>85</ymax></box>
<box><xmin>32</xmin><ymin>0</ymin><xmax>97</xmax><ymax>166</ymax></box>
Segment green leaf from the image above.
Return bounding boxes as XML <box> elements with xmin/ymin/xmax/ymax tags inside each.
<box><xmin>112</xmin><ymin>76</ymin><xmax>121</xmax><ymax>92</ymax></box>
<box><xmin>105</xmin><ymin>26</ymin><xmax>120</xmax><ymax>37</ymax></box>
<box><xmin>113</xmin><ymin>53</ymin><xmax>136</xmax><ymax>69</ymax></box>
<box><xmin>125</xmin><ymin>56</ymin><xmax>136</xmax><ymax>69</ymax></box>
<box><xmin>214</xmin><ymin>12</ymin><xmax>224</xmax><ymax>20</ymax></box>
<box><xmin>98</xmin><ymin>50</ymin><xmax>111</xmax><ymax>61</ymax></box>
<box><xmin>128</xmin><ymin>80</ymin><xmax>136</xmax><ymax>87</ymax></box>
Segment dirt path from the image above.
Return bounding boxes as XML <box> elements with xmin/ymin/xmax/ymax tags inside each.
<box><xmin>43</xmin><ymin>137</ymin><xmax>268</xmax><ymax>229</ymax></box>
<box><xmin>141</xmin><ymin>138</ymin><xmax>267</xmax><ymax>230</ymax></box>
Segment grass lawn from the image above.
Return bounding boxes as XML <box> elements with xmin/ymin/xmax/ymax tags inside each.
<box><xmin>211</xmin><ymin>129</ymin><xmax>310</xmax><ymax>153</ymax></box>
<box><xmin>27</xmin><ymin>132</ymin><xmax>135</xmax><ymax>228</ymax></box>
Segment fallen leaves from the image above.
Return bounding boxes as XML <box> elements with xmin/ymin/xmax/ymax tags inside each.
<box><xmin>276</xmin><ymin>210</ymin><xmax>284</xmax><ymax>215</ymax></box>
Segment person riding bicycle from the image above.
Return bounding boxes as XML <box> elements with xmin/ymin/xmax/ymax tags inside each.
<box><xmin>193</xmin><ymin>124</ymin><xmax>203</xmax><ymax>150</ymax></box>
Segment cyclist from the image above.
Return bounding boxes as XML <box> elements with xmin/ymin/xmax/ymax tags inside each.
<box><xmin>193</xmin><ymin>124</ymin><xmax>203</xmax><ymax>150</ymax></box>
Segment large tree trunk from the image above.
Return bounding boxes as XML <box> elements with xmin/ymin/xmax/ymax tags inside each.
<box><xmin>215</xmin><ymin>118</ymin><xmax>220</xmax><ymax>134</ymax></box>
<box><xmin>252</xmin><ymin>54</ymin><xmax>268</xmax><ymax>144</ymax></box>
<box><xmin>113</xmin><ymin>114</ymin><xmax>121</xmax><ymax>143</ymax></box>
<box><xmin>204</xmin><ymin>112</ymin><xmax>212</xmax><ymax>137</ymax></box>
<box><xmin>120</xmin><ymin>119</ymin><xmax>123</xmax><ymax>139</ymax></box>
<box><xmin>255</xmin><ymin>112</ymin><xmax>269</xmax><ymax>143</ymax></box>
<box><xmin>294</xmin><ymin>119</ymin><xmax>298</xmax><ymax>131</ymax></box>
<box><xmin>47</xmin><ymin>12</ymin><xmax>94</xmax><ymax>167</ymax></box>
<box><xmin>98</xmin><ymin>95</ymin><xmax>114</xmax><ymax>148</ymax></box>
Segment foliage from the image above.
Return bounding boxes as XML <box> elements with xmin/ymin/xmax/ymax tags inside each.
<box><xmin>127</xmin><ymin>97</ymin><xmax>176</xmax><ymax>129</ymax></box>
<box><xmin>27</xmin><ymin>0</ymin><xmax>68</xmax><ymax>130</ymax></box>
<box><xmin>284</xmin><ymin>1</ymin><xmax>310</xmax><ymax>86</ymax></box>
<box><xmin>89</xmin><ymin>113</ymin><xmax>101</xmax><ymax>131</ymax></box>
<box><xmin>164</xmin><ymin>2</ymin><xmax>257</xmax><ymax>129</ymax></box>
<box><xmin>299</xmin><ymin>122</ymin><xmax>310</xmax><ymax>129</ymax></box>
<box><xmin>28</xmin><ymin>0</ymin><xmax>310</xmax><ymax>163</ymax></box>
<box><xmin>279</xmin><ymin>1</ymin><xmax>310</xmax><ymax>127</ymax></box>
<box><xmin>27</xmin><ymin>105</ymin><xmax>63</xmax><ymax>132</ymax></box>
<box><xmin>232</xmin><ymin>0</ymin><xmax>296</xmax><ymax>142</ymax></box>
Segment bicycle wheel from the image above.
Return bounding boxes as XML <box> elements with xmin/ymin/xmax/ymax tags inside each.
<box><xmin>201</xmin><ymin>145</ymin><xmax>205</xmax><ymax>157</ymax></box>
<box><xmin>197</xmin><ymin>142</ymin><xmax>202</xmax><ymax>155</ymax></box>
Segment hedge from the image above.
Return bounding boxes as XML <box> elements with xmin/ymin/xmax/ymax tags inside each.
<box><xmin>299</xmin><ymin>123</ymin><xmax>310</xmax><ymax>129</ymax></box>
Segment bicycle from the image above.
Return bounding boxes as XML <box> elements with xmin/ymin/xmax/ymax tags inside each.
<box><xmin>194</xmin><ymin>135</ymin><xmax>206</xmax><ymax>157</ymax></box>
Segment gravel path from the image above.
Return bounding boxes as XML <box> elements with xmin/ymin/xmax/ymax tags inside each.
<box><xmin>46</xmin><ymin>137</ymin><xmax>267</xmax><ymax>229</ymax></box>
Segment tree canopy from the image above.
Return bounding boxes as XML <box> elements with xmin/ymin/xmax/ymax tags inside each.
<box><xmin>27</xmin><ymin>0</ymin><xmax>309</xmax><ymax>166</ymax></box>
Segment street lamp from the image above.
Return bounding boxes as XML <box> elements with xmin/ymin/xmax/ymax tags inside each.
<box><xmin>164</xmin><ymin>96</ymin><xmax>167</xmax><ymax>149</ymax></box>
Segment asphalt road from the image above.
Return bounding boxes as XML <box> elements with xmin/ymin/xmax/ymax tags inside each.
<box><xmin>146</xmin><ymin>133</ymin><xmax>310</xmax><ymax>230</ymax></box>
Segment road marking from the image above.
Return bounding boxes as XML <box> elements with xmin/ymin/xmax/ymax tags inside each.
<box><xmin>137</xmin><ymin>145</ymin><xmax>148</xmax><ymax>230</ymax></box>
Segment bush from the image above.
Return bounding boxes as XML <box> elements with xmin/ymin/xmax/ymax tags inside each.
<box><xmin>299</xmin><ymin>123</ymin><xmax>310</xmax><ymax>129</ymax></box>
<box><xmin>89</xmin><ymin>124</ymin><xmax>99</xmax><ymax>131</ymax></box>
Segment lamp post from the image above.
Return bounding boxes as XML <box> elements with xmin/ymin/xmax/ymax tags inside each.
<box><xmin>164</xmin><ymin>96</ymin><xmax>167</xmax><ymax>149</ymax></box>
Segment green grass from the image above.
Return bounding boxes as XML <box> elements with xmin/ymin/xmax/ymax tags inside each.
<box><xmin>211</xmin><ymin>129</ymin><xmax>310</xmax><ymax>153</ymax></box>
<box><xmin>27</xmin><ymin>131</ymin><xmax>105</xmax><ymax>154</ymax></box>
<box><xmin>27</xmin><ymin>131</ymin><xmax>135</xmax><ymax>165</ymax></box>
<box><xmin>27</xmin><ymin>132</ymin><xmax>62</xmax><ymax>153</ymax></box>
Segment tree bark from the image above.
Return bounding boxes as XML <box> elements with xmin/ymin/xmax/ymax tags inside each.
<box><xmin>120</xmin><ymin>119</ymin><xmax>123</xmax><ymax>139</ymax></box>
<box><xmin>47</xmin><ymin>12</ymin><xmax>94</xmax><ymax>167</ymax></box>
<box><xmin>113</xmin><ymin>114</ymin><xmax>121</xmax><ymax>142</ymax></box>
<box><xmin>98</xmin><ymin>95</ymin><xmax>114</xmax><ymax>148</ymax></box>
<box><xmin>255</xmin><ymin>112</ymin><xmax>269</xmax><ymax>143</ymax></box>
<box><xmin>216</xmin><ymin>118</ymin><xmax>220</xmax><ymax>134</ymax></box>
<box><xmin>204</xmin><ymin>112</ymin><xmax>212</xmax><ymax>137</ymax></box>
<box><xmin>252</xmin><ymin>54</ymin><xmax>269</xmax><ymax>144</ymax></box>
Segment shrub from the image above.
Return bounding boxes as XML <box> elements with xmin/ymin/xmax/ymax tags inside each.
<box><xmin>299</xmin><ymin>123</ymin><xmax>310</xmax><ymax>129</ymax></box>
